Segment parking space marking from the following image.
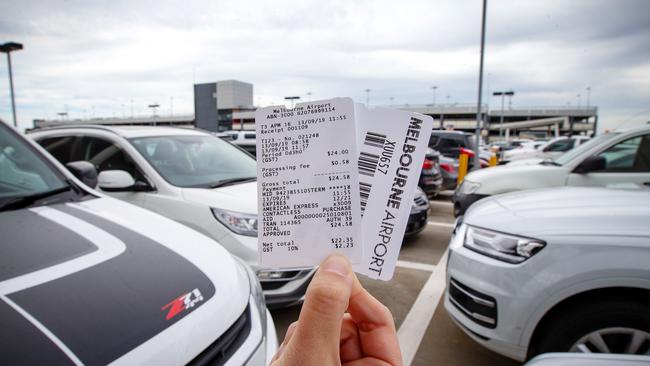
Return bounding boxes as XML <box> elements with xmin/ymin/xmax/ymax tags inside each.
<box><xmin>397</xmin><ymin>251</ymin><xmax>448</xmax><ymax>366</ymax></box>
<box><xmin>427</xmin><ymin>221</ymin><xmax>455</xmax><ymax>228</ymax></box>
<box><xmin>396</xmin><ymin>260</ymin><xmax>437</xmax><ymax>272</ymax></box>
<box><xmin>428</xmin><ymin>200</ymin><xmax>453</xmax><ymax>207</ymax></box>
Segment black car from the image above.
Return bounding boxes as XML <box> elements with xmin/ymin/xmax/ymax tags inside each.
<box><xmin>428</xmin><ymin>130</ymin><xmax>478</xmax><ymax>159</ymax></box>
<box><xmin>419</xmin><ymin>149</ymin><xmax>443</xmax><ymax>198</ymax></box>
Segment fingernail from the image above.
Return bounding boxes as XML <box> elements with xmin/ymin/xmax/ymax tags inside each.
<box><xmin>322</xmin><ymin>254</ymin><xmax>351</xmax><ymax>278</ymax></box>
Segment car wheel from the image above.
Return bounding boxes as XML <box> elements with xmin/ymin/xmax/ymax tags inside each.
<box><xmin>530</xmin><ymin>299</ymin><xmax>650</xmax><ymax>358</ymax></box>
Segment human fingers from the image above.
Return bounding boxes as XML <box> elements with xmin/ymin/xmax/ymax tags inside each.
<box><xmin>347</xmin><ymin>275</ymin><xmax>402</xmax><ymax>366</ymax></box>
<box><xmin>339</xmin><ymin>314</ymin><xmax>363</xmax><ymax>363</ymax></box>
<box><xmin>277</xmin><ymin>254</ymin><xmax>354</xmax><ymax>365</ymax></box>
<box><xmin>270</xmin><ymin>322</ymin><xmax>298</xmax><ymax>364</ymax></box>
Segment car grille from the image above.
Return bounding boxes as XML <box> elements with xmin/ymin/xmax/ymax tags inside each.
<box><xmin>448</xmin><ymin>278</ymin><xmax>497</xmax><ymax>328</ymax></box>
<box><xmin>406</xmin><ymin>211</ymin><xmax>427</xmax><ymax>234</ymax></box>
<box><xmin>188</xmin><ymin>305</ymin><xmax>251</xmax><ymax>366</ymax></box>
<box><xmin>414</xmin><ymin>196</ymin><xmax>428</xmax><ymax>206</ymax></box>
<box><xmin>259</xmin><ymin>270</ymin><xmax>301</xmax><ymax>291</ymax></box>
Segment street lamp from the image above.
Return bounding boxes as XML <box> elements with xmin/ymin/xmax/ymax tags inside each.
<box><xmin>284</xmin><ymin>96</ymin><xmax>300</xmax><ymax>108</ymax></box>
<box><xmin>493</xmin><ymin>91</ymin><xmax>515</xmax><ymax>138</ymax></box>
<box><xmin>148</xmin><ymin>103</ymin><xmax>160</xmax><ymax>126</ymax></box>
<box><xmin>586</xmin><ymin>87</ymin><xmax>591</xmax><ymax>108</ymax></box>
<box><xmin>0</xmin><ymin>42</ymin><xmax>24</xmax><ymax>127</ymax></box>
<box><xmin>364</xmin><ymin>89</ymin><xmax>371</xmax><ymax>106</ymax></box>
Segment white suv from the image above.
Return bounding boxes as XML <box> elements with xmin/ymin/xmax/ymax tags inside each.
<box><xmin>29</xmin><ymin>126</ymin><xmax>315</xmax><ymax>308</ymax></box>
<box><xmin>445</xmin><ymin>186</ymin><xmax>650</xmax><ymax>361</ymax></box>
<box><xmin>454</xmin><ymin>126</ymin><xmax>650</xmax><ymax>216</ymax></box>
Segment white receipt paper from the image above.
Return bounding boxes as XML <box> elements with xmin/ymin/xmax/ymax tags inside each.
<box><xmin>256</xmin><ymin>98</ymin><xmax>363</xmax><ymax>268</ymax></box>
<box><xmin>256</xmin><ymin>97</ymin><xmax>433</xmax><ymax>280</ymax></box>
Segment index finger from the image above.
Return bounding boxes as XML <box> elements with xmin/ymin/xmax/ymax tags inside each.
<box><xmin>347</xmin><ymin>274</ymin><xmax>402</xmax><ymax>366</ymax></box>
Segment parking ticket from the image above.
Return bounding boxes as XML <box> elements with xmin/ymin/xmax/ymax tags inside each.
<box><xmin>256</xmin><ymin>98</ymin><xmax>363</xmax><ymax>268</ymax></box>
<box><xmin>352</xmin><ymin>105</ymin><xmax>434</xmax><ymax>280</ymax></box>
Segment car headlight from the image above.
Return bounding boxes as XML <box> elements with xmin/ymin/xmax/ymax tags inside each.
<box><xmin>234</xmin><ymin>257</ymin><xmax>267</xmax><ymax>332</ymax></box>
<box><xmin>463</xmin><ymin>225</ymin><xmax>545</xmax><ymax>264</ymax></box>
<box><xmin>211</xmin><ymin>208</ymin><xmax>258</xmax><ymax>236</ymax></box>
<box><xmin>459</xmin><ymin>180</ymin><xmax>481</xmax><ymax>195</ymax></box>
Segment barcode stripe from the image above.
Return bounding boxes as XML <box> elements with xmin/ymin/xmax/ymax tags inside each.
<box><xmin>358</xmin><ymin>151</ymin><xmax>379</xmax><ymax>177</ymax></box>
<box><xmin>359</xmin><ymin>181</ymin><xmax>371</xmax><ymax>216</ymax></box>
<box><xmin>364</xmin><ymin>131</ymin><xmax>386</xmax><ymax>149</ymax></box>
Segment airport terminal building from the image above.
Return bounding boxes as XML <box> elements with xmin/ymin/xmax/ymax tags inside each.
<box><xmin>33</xmin><ymin>80</ymin><xmax>597</xmax><ymax>140</ymax></box>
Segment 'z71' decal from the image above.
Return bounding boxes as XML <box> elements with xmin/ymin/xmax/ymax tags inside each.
<box><xmin>162</xmin><ymin>289</ymin><xmax>204</xmax><ymax>320</ymax></box>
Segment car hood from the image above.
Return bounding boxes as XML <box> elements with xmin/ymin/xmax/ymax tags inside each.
<box><xmin>465</xmin><ymin>187</ymin><xmax>650</xmax><ymax>238</ymax></box>
<box><xmin>465</xmin><ymin>164</ymin><xmax>568</xmax><ymax>195</ymax></box>
<box><xmin>182</xmin><ymin>181</ymin><xmax>258</xmax><ymax>215</ymax></box>
<box><xmin>505</xmin><ymin>158</ymin><xmax>544</xmax><ymax>167</ymax></box>
<box><xmin>0</xmin><ymin>196</ymin><xmax>249</xmax><ymax>365</ymax></box>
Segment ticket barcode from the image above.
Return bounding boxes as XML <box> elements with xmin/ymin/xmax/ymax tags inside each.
<box><xmin>364</xmin><ymin>131</ymin><xmax>386</xmax><ymax>149</ymax></box>
<box><xmin>358</xmin><ymin>151</ymin><xmax>380</xmax><ymax>177</ymax></box>
<box><xmin>359</xmin><ymin>181</ymin><xmax>371</xmax><ymax>215</ymax></box>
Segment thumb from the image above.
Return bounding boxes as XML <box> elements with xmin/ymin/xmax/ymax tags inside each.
<box><xmin>284</xmin><ymin>254</ymin><xmax>354</xmax><ymax>364</ymax></box>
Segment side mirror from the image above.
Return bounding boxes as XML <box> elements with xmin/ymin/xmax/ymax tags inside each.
<box><xmin>66</xmin><ymin>161</ymin><xmax>98</xmax><ymax>187</ymax></box>
<box><xmin>98</xmin><ymin>170</ymin><xmax>136</xmax><ymax>191</ymax></box>
<box><xmin>574</xmin><ymin>155</ymin><xmax>606</xmax><ymax>174</ymax></box>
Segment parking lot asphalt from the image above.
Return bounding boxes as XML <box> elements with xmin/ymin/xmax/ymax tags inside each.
<box><xmin>270</xmin><ymin>192</ymin><xmax>522</xmax><ymax>366</ymax></box>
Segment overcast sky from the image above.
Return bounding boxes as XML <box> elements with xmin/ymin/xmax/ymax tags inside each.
<box><xmin>1</xmin><ymin>0</ymin><xmax>649</xmax><ymax>132</ymax></box>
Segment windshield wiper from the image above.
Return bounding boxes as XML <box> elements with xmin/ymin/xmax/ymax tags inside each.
<box><xmin>539</xmin><ymin>159</ymin><xmax>561</xmax><ymax>166</ymax></box>
<box><xmin>0</xmin><ymin>186</ymin><xmax>74</xmax><ymax>212</ymax></box>
<box><xmin>208</xmin><ymin>177</ymin><xmax>257</xmax><ymax>188</ymax></box>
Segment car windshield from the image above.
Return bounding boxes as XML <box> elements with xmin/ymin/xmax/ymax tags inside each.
<box><xmin>130</xmin><ymin>134</ymin><xmax>257</xmax><ymax>188</ymax></box>
<box><xmin>0</xmin><ymin>122</ymin><xmax>69</xmax><ymax>206</ymax></box>
<box><xmin>553</xmin><ymin>132</ymin><xmax>621</xmax><ymax>166</ymax></box>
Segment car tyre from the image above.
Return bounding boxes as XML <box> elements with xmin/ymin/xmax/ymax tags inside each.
<box><xmin>529</xmin><ymin>299</ymin><xmax>650</xmax><ymax>359</ymax></box>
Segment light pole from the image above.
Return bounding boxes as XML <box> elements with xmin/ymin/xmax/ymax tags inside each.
<box><xmin>307</xmin><ymin>92</ymin><xmax>312</xmax><ymax>101</ymax></box>
<box><xmin>493</xmin><ymin>91</ymin><xmax>514</xmax><ymax>138</ymax></box>
<box><xmin>473</xmin><ymin>0</ymin><xmax>487</xmax><ymax>171</ymax></box>
<box><xmin>431</xmin><ymin>86</ymin><xmax>438</xmax><ymax>106</ymax></box>
<box><xmin>284</xmin><ymin>96</ymin><xmax>300</xmax><ymax>109</ymax></box>
<box><xmin>148</xmin><ymin>103</ymin><xmax>160</xmax><ymax>126</ymax></box>
<box><xmin>586</xmin><ymin>87</ymin><xmax>591</xmax><ymax>108</ymax></box>
<box><xmin>577</xmin><ymin>94</ymin><xmax>581</xmax><ymax>109</ymax></box>
<box><xmin>0</xmin><ymin>42</ymin><xmax>23</xmax><ymax>127</ymax></box>
<box><xmin>364</xmin><ymin>89</ymin><xmax>371</xmax><ymax>106</ymax></box>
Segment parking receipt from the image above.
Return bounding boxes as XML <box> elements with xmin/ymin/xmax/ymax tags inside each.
<box><xmin>353</xmin><ymin>105</ymin><xmax>434</xmax><ymax>280</ymax></box>
<box><xmin>256</xmin><ymin>98</ymin><xmax>363</xmax><ymax>268</ymax></box>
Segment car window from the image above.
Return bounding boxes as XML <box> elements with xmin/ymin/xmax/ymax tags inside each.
<box><xmin>543</xmin><ymin>139</ymin><xmax>575</xmax><ymax>152</ymax></box>
<box><xmin>39</xmin><ymin>136</ymin><xmax>76</xmax><ymax>163</ymax></box>
<box><xmin>597</xmin><ymin>134</ymin><xmax>650</xmax><ymax>172</ymax></box>
<box><xmin>130</xmin><ymin>134</ymin><xmax>256</xmax><ymax>188</ymax></box>
<box><xmin>244</xmin><ymin>133</ymin><xmax>256</xmax><ymax>139</ymax></box>
<box><xmin>0</xmin><ymin>124</ymin><xmax>68</xmax><ymax>200</ymax></box>
<box><xmin>439</xmin><ymin>138</ymin><xmax>462</xmax><ymax>150</ymax></box>
<box><xmin>428</xmin><ymin>135</ymin><xmax>440</xmax><ymax>148</ymax></box>
<box><xmin>78</xmin><ymin>137</ymin><xmax>145</xmax><ymax>181</ymax></box>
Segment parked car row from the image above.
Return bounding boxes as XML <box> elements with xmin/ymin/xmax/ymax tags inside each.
<box><xmin>446</xmin><ymin>125</ymin><xmax>650</xmax><ymax>362</ymax></box>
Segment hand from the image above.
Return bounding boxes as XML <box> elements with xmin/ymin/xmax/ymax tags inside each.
<box><xmin>271</xmin><ymin>254</ymin><xmax>402</xmax><ymax>366</ymax></box>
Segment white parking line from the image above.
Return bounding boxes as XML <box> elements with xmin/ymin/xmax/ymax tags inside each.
<box><xmin>428</xmin><ymin>200</ymin><xmax>453</xmax><ymax>207</ymax></box>
<box><xmin>396</xmin><ymin>260</ymin><xmax>436</xmax><ymax>272</ymax></box>
<box><xmin>397</xmin><ymin>251</ymin><xmax>448</xmax><ymax>366</ymax></box>
<box><xmin>427</xmin><ymin>221</ymin><xmax>455</xmax><ymax>228</ymax></box>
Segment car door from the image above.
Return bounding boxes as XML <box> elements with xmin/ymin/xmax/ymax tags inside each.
<box><xmin>567</xmin><ymin>133</ymin><xmax>650</xmax><ymax>187</ymax></box>
<box><xmin>76</xmin><ymin>136</ymin><xmax>149</xmax><ymax>205</ymax></box>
